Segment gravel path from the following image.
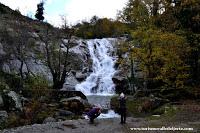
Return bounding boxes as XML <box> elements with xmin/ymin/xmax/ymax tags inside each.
<box><xmin>1</xmin><ymin>117</ymin><xmax>199</xmax><ymax>133</ymax></box>
<box><xmin>1</xmin><ymin>118</ymin><xmax>131</xmax><ymax>133</ymax></box>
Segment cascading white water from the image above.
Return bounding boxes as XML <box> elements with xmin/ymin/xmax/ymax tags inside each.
<box><xmin>75</xmin><ymin>38</ymin><xmax>117</xmax><ymax>95</ymax></box>
<box><xmin>76</xmin><ymin>38</ymin><xmax>120</xmax><ymax>119</ymax></box>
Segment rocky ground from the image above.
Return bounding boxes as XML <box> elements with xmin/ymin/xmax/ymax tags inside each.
<box><xmin>1</xmin><ymin>117</ymin><xmax>199</xmax><ymax>133</ymax></box>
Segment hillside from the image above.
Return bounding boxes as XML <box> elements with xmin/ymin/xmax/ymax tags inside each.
<box><xmin>0</xmin><ymin>2</ymin><xmax>94</xmax><ymax>129</ymax></box>
<box><xmin>0</xmin><ymin>2</ymin><xmax>89</xmax><ymax>79</ymax></box>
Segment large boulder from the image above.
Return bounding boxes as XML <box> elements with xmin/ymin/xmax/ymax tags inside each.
<box><xmin>60</xmin><ymin>96</ymin><xmax>89</xmax><ymax>106</ymax></box>
<box><xmin>2</xmin><ymin>90</ymin><xmax>22</xmax><ymax>111</ymax></box>
<box><xmin>54</xmin><ymin>110</ymin><xmax>75</xmax><ymax>121</ymax></box>
<box><xmin>55</xmin><ymin>109</ymin><xmax>74</xmax><ymax>117</ymax></box>
<box><xmin>54</xmin><ymin>90</ymin><xmax>87</xmax><ymax>100</ymax></box>
<box><xmin>63</xmin><ymin>73</ymin><xmax>79</xmax><ymax>91</ymax></box>
<box><xmin>60</xmin><ymin>96</ymin><xmax>91</xmax><ymax>114</ymax></box>
<box><xmin>138</xmin><ymin>95</ymin><xmax>169</xmax><ymax>113</ymax></box>
<box><xmin>75</xmin><ymin>72</ymin><xmax>87</xmax><ymax>82</ymax></box>
<box><xmin>112</xmin><ymin>75</ymin><xmax>129</xmax><ymax>93</ymax></box>
<box><xmin>43</xmin><ymin>117</ymin><xmax>56</xmax><ymax>124</ymax></box>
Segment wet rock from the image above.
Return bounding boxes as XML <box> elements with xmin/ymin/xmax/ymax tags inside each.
<box><xmin>47</xmin><ymin>103</ymin><xmax>59</xmax><ymax>108</ymax></box>
<box><xmin>55</xmin><ymin>90</ymin><xmax>87</xmax><ymax>100</ymax></box>
<box><xmin>101</xmin><ymin>107</ymin><xmax>109</xmax><ymax>114</ymax></box>
<box><xmin>112</xmin><ymin>75</ymin><xmax>129</xmax><ymax>93</ymax></box>
<box><xmin>82</xmin><ymin>67</ymin><xmax>89</xmax><ymax>73</ymax></box>
<box><xmin>2</xmin><ymin>90</ymin><xmax>22</xmax><ymax>111</ymax></box>
<box><xmin>43</xmin><ymin>117</ymin><xmax>56</xmax><ymax>124</ymax></box>
<box><xmin>63</xmin><ymin>73</ymin><xmax>79</xmax><ymax>91</ymax></box>
<box><xmin>60</xmin><ymin>96</ymin><xmax>89</xmax><ymax>106</ymax></box>
<box><xmin>75</xmin><ymin>72</ymin><xmax>87</xmax><ymax>82</ymax></box>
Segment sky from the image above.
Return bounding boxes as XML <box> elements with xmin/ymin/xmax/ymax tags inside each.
<box><xmin>0</xmin><ymin>0</ymin><xmax>127</xmax><ymax>27</ymax></box>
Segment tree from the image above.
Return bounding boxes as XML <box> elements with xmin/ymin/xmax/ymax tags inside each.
<box><xmin>35</xmin><ymin>2</ymin><xmax>44</xmax><ymax>21</ymax></box>
<box><xmin>131</xmin><ymin>28</ymin><xmax>190</xmax><ymax>90</ymax></box>
<box><xmin>74</xmin><ymin>17</ymin><xmax>129</xmax><ymax>39</ymax></box>
<box><xmin>117</xmin><ymin>0</ymin><xmax>149</xmax><ymax>28</ymax></box>
<box><xmin>90</xmin><ymin>15</ymin><xmax>99</xmax><ymax>25</ymax></box>
<box><xmin>116</xmin><ymin>41</ymin><xmax>137</xmax><ymax>93</ymax></box>
<box><xmin>0</xmin><ymin>23</ymin><xmax>35</xmax><ymax>80</ymax></box>
<box><xmin>38</xmin><ymin>26</ymin><xmax>74</xmax><ymax>90</ymax></box>
<box><xmin>60</xmin><ymin>15</ymin><xmax>68</xmax><ymax>29</ymax></box>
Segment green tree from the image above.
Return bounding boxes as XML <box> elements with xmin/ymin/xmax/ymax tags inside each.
<box><xmin>38</xmin><ymin>26</ymin><xmax>74</xmax><ymax>90</ymax></box>
<box><xmin>35</xmin><ymin>2</ymin><xmax>44</xmax><ymax>21</ymax></box>
<box><xmin>74</xmin><ymin>17</ymin><xmax>129</xmax><ymax>39</ymax></box>
<box><xmin>117</xmin><ymin>0</ymin><xmax>149</xmax><ymax>28</ymax></box>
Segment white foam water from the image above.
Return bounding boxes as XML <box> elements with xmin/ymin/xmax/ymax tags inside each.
<box><xmin>75</xmin><ymin>38</ymin><xmax>119</xmax><ymax>118</ymax></box>
<box><xmin>98</xmin><ymin>110</ymin><xmax>120</xmax><ymax>119</ymax></box>
<box><xmin>75</xmin><ymin>38</ymin><xmax>117</xmax><ymax>95</ymax></box>
<box><xmin>84</xmin><ymin>110</ymin><xmax>119</xmax><ymax>120</ymax></box>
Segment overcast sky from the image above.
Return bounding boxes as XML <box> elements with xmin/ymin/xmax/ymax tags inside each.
<box><xmin>0</xmin><ymin>0</ymin><xmax>127</xmax><ymax>27</ymax></box>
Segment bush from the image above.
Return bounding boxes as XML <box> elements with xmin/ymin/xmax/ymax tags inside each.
<box><xmin>3</xmin><ymin>112</ymin><xmax>27</xmax><ymax>129</ymax></box>
<box><xmin>0</xmin><ymin>71</ymin><xmax>22</xmax><ymax>93</ymax></box>
<box><xmin>0</xmin><ymin>81</ymin><xmax>9</xmax><ymax>93</ymax></box>
<box><xmin>23</xmin><ymin>100</ymin><xmax>56</xmax><ymax>124</ymax></box>
<box><xmin>23</xmin><ymin>75</ymin><xmax>50</xmax><ymax>99</ymax></box>
<box><xmin>110</xmin><ymin>95</ymin><xmax>143</xmax><ymax>117</ymax></box>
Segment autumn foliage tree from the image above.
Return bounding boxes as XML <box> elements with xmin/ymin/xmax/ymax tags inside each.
<box><xmin>117</xmin><ymin>0</ymin><xmax>200</xmax><ymax>91</ymax></box>
<box><xmin>131</xmin><ymin>28</ymin><xmax>190</xmax><ymax>90</ymax></box>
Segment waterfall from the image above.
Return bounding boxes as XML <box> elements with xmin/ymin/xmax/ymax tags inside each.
<box><xmin>75</xmin><ymin>38</ymin><xmax>117</xmax><ymax>95</ymax></box>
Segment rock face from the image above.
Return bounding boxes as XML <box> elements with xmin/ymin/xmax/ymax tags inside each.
<box><xmin>7</xmin><ymin>91</ymin><xmax>22</xmax><ymax>111</ymax></box>
<box><xmin>2</xmin><ymin>90</ymin><xmax>22</xmax><ymax>111</ymax></box>
<box><xmin>0</xmin><ymin>3</ymin><xmax>91</xmax><ymax>88</ymax></box>
<box><xmin>63</xmin><ymin>73</ymin><xmax>79</xmax><ymax>91</ymax></box>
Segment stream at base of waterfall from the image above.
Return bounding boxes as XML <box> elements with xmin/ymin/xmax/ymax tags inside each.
<box><xmin>75</xmin><ymin>38</ymin><xmax>119</xmax><ymax>118</ymax></box>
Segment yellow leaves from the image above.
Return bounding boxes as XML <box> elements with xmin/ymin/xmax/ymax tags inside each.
<box><xmin>127</xmin><ymin>28</ymin><xmax>190</xmax><ymax>89</ymax></box>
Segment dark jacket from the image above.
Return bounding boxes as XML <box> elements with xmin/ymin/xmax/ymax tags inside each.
<box><xmin>87</xmin><ymin>108</ymin><xmax>100</xmax><ymax>119</ymax></box>
<box><xmin>119</xmin><ymin>97</ymin><xmax>126</xmax><ymax>109</ymax></box>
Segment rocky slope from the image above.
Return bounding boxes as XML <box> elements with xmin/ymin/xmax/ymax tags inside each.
<box><xmin>0</xmin><ymin>3</ymin><xmax>92</xmax><ymax>90</ymax></box>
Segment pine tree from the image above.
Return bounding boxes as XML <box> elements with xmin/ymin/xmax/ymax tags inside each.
<box><xmin>35</xmin><ymin>2</ymin><xmax>44</xmax><ymax>21</ymax></box>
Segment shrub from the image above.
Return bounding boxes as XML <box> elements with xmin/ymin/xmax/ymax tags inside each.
<box><xmin>0</xmin><ymin>71</ymin><xmax>22</xmax><ymax>93</ymax></box>
<box><xmin>23</xmin><ymin>75</ymin><xmax>50</xmax><ymax>99</ymax></box>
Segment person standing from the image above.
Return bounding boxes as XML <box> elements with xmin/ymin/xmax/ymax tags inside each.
<box><xmin>119</xmin><ymin>93</ymin><xmax>126</xmax><ymax>124</ymax></box>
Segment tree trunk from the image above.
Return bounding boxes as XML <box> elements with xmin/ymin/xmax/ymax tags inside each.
<box><xmin>19</xmin><ymin>60</ymin><xmax>24</xmax><ymax>80</ymax></box>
